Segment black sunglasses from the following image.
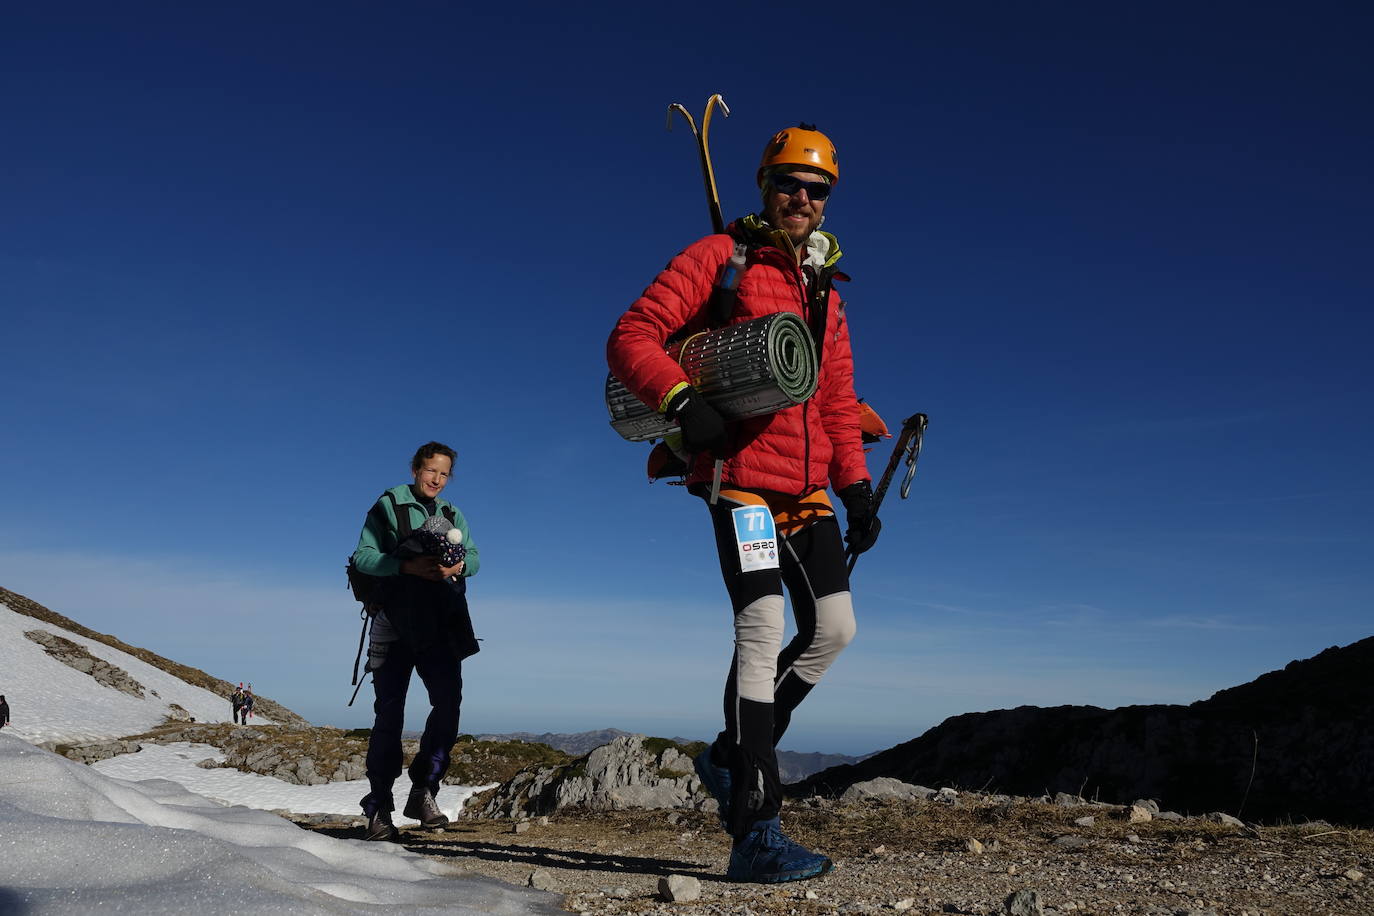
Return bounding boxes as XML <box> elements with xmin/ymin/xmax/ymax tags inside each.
<box><xmin>769</xmin><ymin>173</ymin><xmax>832</xmax><ymax>200</ymax></box>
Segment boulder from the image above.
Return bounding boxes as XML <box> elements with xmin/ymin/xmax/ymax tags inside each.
<box><xmin>840</xmin><ymin>777</ymin><xmax>935</xmax><ymax>803</ymax></box>
<box><xmin>472</xmin><ymin>734</ymin><xmax>711</xmax><ymax>817</ymax></box>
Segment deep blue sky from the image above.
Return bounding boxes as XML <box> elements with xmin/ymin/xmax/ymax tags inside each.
<box><xmin>2</xmin><ymin>3</ymin><xmax>1370</xmax><ymax>754</ymax></box>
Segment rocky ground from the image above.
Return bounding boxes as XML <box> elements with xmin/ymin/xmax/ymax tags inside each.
<box><xmin>293</xmin><ymin>794</ymin><xmax>1373</xmax><ymax>916</ymax></box>
<box><xmin>58</xmin><ymin>724</ymin><xmax>1374</xmax><ymax>914</ymax></box>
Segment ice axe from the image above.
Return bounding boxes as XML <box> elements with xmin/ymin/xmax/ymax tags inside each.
<box><xmin>667</xmin><ymin>93</ymin><xmax>730</xmax><ymax>235</ymax></box>
<box><xmin>667</xmin><ymin>93</ymin><xmax>732</xmax><ymax>500</ymax></box>
<box><xmin>847</xmin><ymin>413</ymin><xmax>928</xmax><ymax>574</ymax></box>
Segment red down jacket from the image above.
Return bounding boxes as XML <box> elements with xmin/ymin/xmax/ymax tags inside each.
<box><xmin>607</xmin><ymin>225</ymin><xmax>868</xmax><ymax>496</ymax></box>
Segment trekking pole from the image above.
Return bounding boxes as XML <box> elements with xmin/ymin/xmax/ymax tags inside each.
<box><xmin>668</xmin><ymin>93</ymin><xmax>732</xmax><ymax>502</ymax></box>
<box><xmin>847</xmin><ymin>413</ymin><xmax>928</xmax><ymax>574</ymax></box>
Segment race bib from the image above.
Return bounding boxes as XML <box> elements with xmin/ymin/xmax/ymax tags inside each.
<box><xmin>732</xmin><ymin>504</ymin><xmax>780</xmax><ymax>572</ymax></box>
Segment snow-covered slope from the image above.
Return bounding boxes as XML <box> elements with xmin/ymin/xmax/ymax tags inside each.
<box><xmin>0</xmin><ymin>600</ymin><xmax>270</xmax><ymax>745</ymax></box>
<box><xmin>0</xmin><ymin>735</ymin><xmax>559</xmax><ymax>914</ymax></box>
<box><xmin>0</xmin><ymin>594</ymin><xmax>556</xmax><ymax>913</ymax></box>
<box><xmin>92</xmin><ymin>741</ymin><xmax>490</xmax><ymax>824</ymax></box>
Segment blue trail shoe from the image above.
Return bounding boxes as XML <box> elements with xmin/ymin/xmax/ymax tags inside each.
<box><xmin>693</xmin><ymin>748</ymin><xmax>732</xmax><ymax>826</ymax></box>
<box><xmin>726</xmin><ymin>817</ymin><xmax>833</xmax><ymax>883</ymax></box>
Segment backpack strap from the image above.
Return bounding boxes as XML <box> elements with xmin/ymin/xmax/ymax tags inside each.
<box><xmin>348</xmin><ymin>606</ymin><xmax>372</xmax><ymax>707</ymax></box>
<box><xmin>385</xmin><ymin>490</ymin><xmax>415</xmax><ymax>542</ymax></box>
<box><xmin>387</xmin><ymin>489</ymin><xmax>454</xmax><ymax>535</ymax></box>
<box><xmin>664</xmin><ymin>238</ymin><xmax>756</xmax><ymax>344</ymax></box>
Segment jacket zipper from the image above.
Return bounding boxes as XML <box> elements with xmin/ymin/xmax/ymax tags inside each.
<box><xmin>789</xmin><ymin>260</ymin><xmax>814</xmax><ymax>498</ymax></box>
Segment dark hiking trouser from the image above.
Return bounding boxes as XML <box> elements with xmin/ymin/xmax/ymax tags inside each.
<box><xmin>360</xmin><ymin>638</ymin><xmax>463</xmax><ymax>816</ymax></box>
<box><xmin>705</xmin><ymin>492</ymin><xmax>856</xmax><ymax>839</ymax></box>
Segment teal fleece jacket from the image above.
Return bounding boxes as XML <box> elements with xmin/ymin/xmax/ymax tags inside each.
<box><xmin>351</xmin><ymin>484</ymin><xmax>481</xmax><ymax>578</ymax></box>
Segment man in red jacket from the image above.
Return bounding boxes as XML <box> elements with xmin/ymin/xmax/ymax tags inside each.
<box><xmin>607</xmin><ymin>124</ymin><xmax>879</xmax><ymax>884</ymax></box>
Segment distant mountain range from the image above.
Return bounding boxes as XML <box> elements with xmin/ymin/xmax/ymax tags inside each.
<box><xmin>794</xmin><ymin>635</ymin><xmax>1374</xmax><ymax>825</ymax></box>
<box><xmin>475</xmin><ymin>728</ymin><xmax>866</xmax><ymax>782</ymax></box>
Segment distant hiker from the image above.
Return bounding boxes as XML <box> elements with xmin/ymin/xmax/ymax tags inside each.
<box><xmin>241</xmin><ymin>690</ymin><xmax>254</xmax><ymax>722</ymax></box>
<box><xmin>231</xmin><ymin>686</ymin><xmax>245</xmax><ymax>724</ymax></box>
<box><xmin>0</xmin><ymin>695</ymin><xmax>9</xmax><ymax>729</ymax></box>
<box><xmin>350</xmin><ymin>440</ymin><xmax>481</xmax><ymax>841</ymax></box>
<box><xmin>607</xmin><ymin>124</ymin><xmax>875</xmax><ymax>883</ymax></box>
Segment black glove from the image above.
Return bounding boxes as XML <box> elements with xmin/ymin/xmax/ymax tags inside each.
<box><xmin>666</xmin><ymin>386</ymin><xmax>728</xmax><ymax>455</ymax></box>
<box><xmin>838</xmin><ymin>480</ymin><xmax>881</xmax><ymax>555</ymax></box>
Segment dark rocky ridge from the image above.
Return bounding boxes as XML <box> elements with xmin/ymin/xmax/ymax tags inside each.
<box><xmin>795</xmin><ymin>636</ymin><xmax>1374</xmax><ymax>825</ymax></box>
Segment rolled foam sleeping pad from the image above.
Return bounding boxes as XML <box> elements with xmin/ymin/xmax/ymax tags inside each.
<box><xmin>606</xmin><ymin>311</ymin><xmax>818</xmax><ymax>442</ymax></box>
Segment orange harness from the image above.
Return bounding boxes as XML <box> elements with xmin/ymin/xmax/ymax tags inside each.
<box><xmin>717</xmin><ymin>488</ymin><xmax>835</xmax><ymax>539</ymax></box>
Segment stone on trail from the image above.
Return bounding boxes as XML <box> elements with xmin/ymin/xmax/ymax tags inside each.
<box><xmin>1004</xmin><ymin>888</ymin><xmax>1044</xmax><ymax>916</ymax></box>
<box><xmin>1205</xmin><ymin>811</ymin><xmax>1245</xmax><ymax>827</ymax></box>
<box><xmin>658</xmin><ymin>874</ymin><xmax>700</xmax><ymax>902</ymax></box>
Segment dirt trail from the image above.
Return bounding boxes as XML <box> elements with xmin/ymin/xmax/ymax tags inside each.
<box><xmin>296</xmin><ymin>799</ymin><xmax>1373</xmax><ymax>915</ymax></box>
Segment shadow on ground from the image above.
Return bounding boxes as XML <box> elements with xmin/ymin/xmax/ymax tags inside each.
<box><xmin>302</xmin><ymin>822</ymin><xmax>721</xmax><ymax>881</ymax></box>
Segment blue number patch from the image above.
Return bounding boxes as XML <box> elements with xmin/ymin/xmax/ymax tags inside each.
<box><xmin>731</xmin><ymin>505</ymin><xmax>779</xmax><ymax>572</ymax></box>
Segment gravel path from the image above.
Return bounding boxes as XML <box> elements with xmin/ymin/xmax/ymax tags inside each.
<box><xmin>296</xmin><ymin>798</ymin><xmax>1372</xmax><ymax>915</ymax></box>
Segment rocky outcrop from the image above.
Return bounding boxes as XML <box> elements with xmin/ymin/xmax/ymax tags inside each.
<box><xmin>59</xmin><ymin>738</ymin><xmax>144</xmax><ymax>764</ymax></box>
<box><xmin>54</xmin><ymin>724</ymin><xmax>369</xmax><ymax>785</ymax></box>
<box><xmin>25</xmin><ymin>629</ymin><xmax>147</xmax><ymax>697</ymax></box>
<box><xmin>472</xmin><ymin>734</ymin><xmax>712</xmax><ymax>818</ymax></box>
<box><xmin>795</xmin><ymin>636</ymin><xmax>1374</xmax><ymax>826</ymax></box>
<box><xmin>474</xmin><ymin>729</ymin><xmax>687</xmax><ymax>757</ymax></box>
<box><xmin>840</xmin><ymin>776</ymin><xmax>937</xmax><ymax>803</ymax></box>
<box><xmin>475</xmin><ymin>729</ymin><xmax>861</xmax><ymax>781</ymax></box>
<box><xmin>171</xmin><ymin>725</ymin><xmax>367</xmax><ymax>785</ymax></box>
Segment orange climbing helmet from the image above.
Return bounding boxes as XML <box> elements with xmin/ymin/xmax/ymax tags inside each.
<box><xmin>757</xmin><ymin>123</ymin><xmax>839</xmax><ymax>186</ymax></box>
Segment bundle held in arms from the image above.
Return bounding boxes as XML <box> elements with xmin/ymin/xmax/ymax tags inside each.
<box><xmin>606</xmin><ymin>312</ymin><xmax>819</xmax><ymax>442</ymax></box>
<box><xmin>346</xmin><ymin>511</ymin><xmax>465</xmax><ymax>614</ymax></box>
<box><xmin>406</xmin><ymin>515</ymin><xmax>466</xmax><ymax>569</ymax></box>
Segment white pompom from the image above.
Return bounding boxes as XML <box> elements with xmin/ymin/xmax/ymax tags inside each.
<box><xmin>446</xmin><ymin>528</ymin><xmax>463</xmax><ymax>545</ymax></box>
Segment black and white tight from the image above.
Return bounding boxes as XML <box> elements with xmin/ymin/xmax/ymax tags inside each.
<box><xmin>704</xmin><ymin>491</ymin><xmax>856</xmax><ymax>835</ymax></box>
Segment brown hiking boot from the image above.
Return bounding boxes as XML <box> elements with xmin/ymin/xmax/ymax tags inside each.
<box><xmin>403</xmin><ymin>786</ymin><xmax>449</xmax><ymax>829</ymax></box>
<box><xmin>363</xmin><ymin>809</ymin><xmax>399</xmax><ymax>842</ymax></box>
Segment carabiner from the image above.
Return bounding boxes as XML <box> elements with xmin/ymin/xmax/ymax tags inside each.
<box><xmin>899</xmin><ymin>415</ymin><xmax>927</xmax><ymax>499</ymax></box>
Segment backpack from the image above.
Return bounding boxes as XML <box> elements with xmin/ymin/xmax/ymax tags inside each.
<box><xmin>345</xmin><ymin>490</ymin><xmax>458</xmax><ymax>703</ymax></box>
